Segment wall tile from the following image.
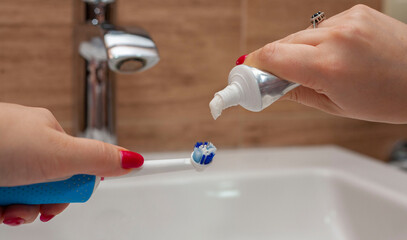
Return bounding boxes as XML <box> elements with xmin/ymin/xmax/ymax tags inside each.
<box><xmin>240</xmin><ymin>110</ymin><xmax>407</xmax><ymax>159</ymax></box>
<box><xmin>0</xmin><ymin>0</ymin><xmax>73</xmax><ymax>26</ymax></box>
<box><xmin>0</xmin><ymin>26</ymin><xmax>73</xmax><ymax>130</ymax></box>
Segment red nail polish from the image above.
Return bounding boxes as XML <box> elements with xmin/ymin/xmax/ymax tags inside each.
<box><xmin>3</xmin><ymin>217</ymin><xmax>25</xmax><ymax>226</ymax></box>
<box><xmin>120</xmin><ymin>151</ymin><xmax>144</xmax><ymax>169</ymax></box>
<box><xmin>40</xmin><ymin>214</ymin><xmax>55</xmax><ymax>222</ymax></box>
<box><xmin>236</xmin><ymin>54</ymin><xmax>248</xmax><ymax>65</ymax></box>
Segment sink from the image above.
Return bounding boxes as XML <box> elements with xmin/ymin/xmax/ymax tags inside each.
<box><xmin>1</xmin><ymin>146</ymin><xmax>407</xmax><ymax>240</ymax></box>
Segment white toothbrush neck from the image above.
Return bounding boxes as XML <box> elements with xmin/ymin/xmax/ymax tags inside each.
<box><xmin>104</xmin><ymin>158</ymin><xmax>195</xmax><ymax>180</ymax></box>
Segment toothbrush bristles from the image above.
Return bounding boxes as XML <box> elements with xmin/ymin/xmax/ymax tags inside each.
<box><xmin>203</xmin><ymin>152</ymin><xmax>215</xmax><ymax>164</ymax></box>
<box><xmin>192</xmin><ymin>142</ymin><xmax>217</xmax><ymax>166</ymax></box>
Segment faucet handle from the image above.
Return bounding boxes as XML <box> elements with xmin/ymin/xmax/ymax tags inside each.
<box><xmin>83</xmin><ymin>0</ymin><xmax>115</xmax><ymax>25</ymax></box>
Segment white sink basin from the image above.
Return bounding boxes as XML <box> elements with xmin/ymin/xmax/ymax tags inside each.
<box><xmin>2</xmin><ymin>146</ymin><xmax>407</xmax><ymax>240</ymax></box>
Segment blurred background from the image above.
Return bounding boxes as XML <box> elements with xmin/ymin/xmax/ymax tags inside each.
<box><xmin>0</xmin><ymin>0</ymin><xmax>406</xmax><ymax>161</ymax></box>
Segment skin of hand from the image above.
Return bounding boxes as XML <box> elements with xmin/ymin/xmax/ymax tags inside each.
<box><xmin>244</xmin><ymin>4</ymin><xmax>407</xmax><ymax>124</ymax></box>
<box><xmin>0</xmin><ymin>103</ymin><xmax>144</xmax><ymax>226</ymax></box>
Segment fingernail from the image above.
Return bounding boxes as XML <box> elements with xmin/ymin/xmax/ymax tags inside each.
<box><xmin>3</xmin><ymin>217</ymin><xmax>25</xmax><ymax>226</ymax></box>
<box><xmin>120</xmin><ymin>151</ymin><xmax>144</xmax><ymax>169</ymax></box>
<box><xmin>236</xmin><ymin>54</ymin><xmax>248</xmax><ymax>65</ymax></box>
<box><xmin>40</xmin><ymin>214</ymin><xmax>55</xmax><ymax>222</ymax></box>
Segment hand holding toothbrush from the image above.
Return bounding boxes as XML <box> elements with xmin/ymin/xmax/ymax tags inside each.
<box><xmin>242</xmin><ymin>5</ymin><xmax>407</xmax><ymax>124</ymax></box>
<box><xmin>0</xmin><ymin>103</ymin><xmax>144</xmax><ymax>226</ymax></box>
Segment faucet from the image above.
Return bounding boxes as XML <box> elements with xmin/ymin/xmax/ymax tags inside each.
<box><xmin>73</xmin><ymin>0</ymin><xmax>159</xmax><ymax>144</ymax></box>
<box><xmin>389</xmin><ymin>140</ymin><xmax>407</xmax><ymax>172</ymax></box>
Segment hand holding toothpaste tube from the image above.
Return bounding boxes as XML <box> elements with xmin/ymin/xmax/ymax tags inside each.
<box><xmin>242</xmin><ymin>5</ymin><xmax>407</xmax><ymax>124</ymax></box>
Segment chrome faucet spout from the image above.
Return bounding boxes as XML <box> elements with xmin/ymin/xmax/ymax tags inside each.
<box><xmin>101</xmin><ymin>24</ymin><xmax>160</xmax><ymax>73</ymax></box>
<box><xmin>73</xmin><ymin>0</ymin><xmax>159</xmax><ymax>144</ymax></box>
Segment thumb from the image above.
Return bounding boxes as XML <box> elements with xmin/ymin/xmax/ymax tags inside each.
<box><xmin>47</xmin><ymin>133</ymin><xmax>144</xmax><ymax>179</ymax></box>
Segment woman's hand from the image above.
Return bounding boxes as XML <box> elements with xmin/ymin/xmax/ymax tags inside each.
<box><xmin>0</xmin><ymin>103</ymin><xmax>143</xmax><ymax>226</ymax></box>
<box><xmin>244</xmin><ymin>4</ymin><xmax>407</xmax><ymax>123</ymax></box>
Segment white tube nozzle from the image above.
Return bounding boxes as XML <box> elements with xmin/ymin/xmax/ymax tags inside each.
<box><xmin>209</xmin><ymin>95</ymin><xmax>223</xmax><ymax>120</ymax></box>
<box><xmin>209</xmin><ymin>83</ymin><xmax>242</xmax><ymax>120</ymax></box>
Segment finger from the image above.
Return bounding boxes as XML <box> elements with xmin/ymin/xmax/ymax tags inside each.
<box><xmin>43</xmin><ymin>132</ymin><xmax>144</xmax><ymax>179</ymax></box>
<box><xmin>39</xmin><ymin>203</ymin><xmax>69</xmax><ymax>222</ymax></box>
<box><xmin>245</xmin><ymin>42</ymin><xmax>322</xmax><ymax>88</ymax></box>
<box><xmin>53</xmin><ymin>121</ymin><xmax>66</xmax><ymax>133</ymax></box>
<box><xmin>281</xmin><ymin>86</ymin><xmax>343</xmax><ymax>115</ymax></box>
<box><xmin>309</xmin><ymin>5</ymin><xmax>376</xmax><ymax>29</ymax></box>
<box><xmin>34</xmin><ymin>107</ymin><xmax>66</xmax><ymax>133</ymax></box>
<box><xmin>279</xmin><ymin>28</ymin><xmax>330</xmax><ymax>46</ymax></box>
<box><xmin>2</xmin><ymin>204</ymin><xmax>40</xmax><ymax>226</ymax></box>
<box><xmin>307</xmin><ymin>8</ymin><xmax>350</xmax><ymax>29</ymax></box>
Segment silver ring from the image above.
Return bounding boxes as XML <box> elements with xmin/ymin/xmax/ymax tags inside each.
<box><xmin>310</xmin><ymin>11</ymin><xmax>325</xmax><ymax>28</ymax></box>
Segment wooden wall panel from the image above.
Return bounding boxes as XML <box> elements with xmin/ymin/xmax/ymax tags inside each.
<box><xmin>115</xmin><ymin>0</ymin><xmax>242</xmax><ymax>151</ymax></box>
<box><xmin>0</xmin><ymin>0</ymin><xmax>72</xmax><ymax>26</ymax></box>
<box><xmin>0</xmin><ymin>0</ymin><xmax>73</xmax><ymax>130</ymax></box>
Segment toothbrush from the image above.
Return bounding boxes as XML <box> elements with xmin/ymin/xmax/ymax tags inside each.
<box><xmin>0</xmin><ymin>142</ymin><xmax>216</xmax><ymax>206</ymax></box>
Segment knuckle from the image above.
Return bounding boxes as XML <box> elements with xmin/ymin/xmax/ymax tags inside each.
<box><xmin>283</xmin><ymin>31</ymin><xmax>301</xmax><ymax>43</ymax></box>
<box><xmin>95</xmin><ymin>141</ymin><xmax>117</xmax><ymax>168</ymax></box>
<box><xmin>289</xmin><ymin>90</ymin><xmax>300</xmax><ymax>103</ymax></box>
<box><xmin>329</xmin><ymin>24</ymin><xmax>363</xmax><ymax>41</ymax></box>
<box><xmin>95</xmin><ymin>141</ymin><xmax>108</xmax><ymax>160</ymax></box>
<box><xmin>257</xmin><ymin>42</ymin><xmax>277</xmax><ymax>65</ymax></box>
<box><xmin>36</xmin><ymin>107</ymin><xmax>52</xmax><ymax>115</ymax></box>
<box><xmin>351</xmin><ymin>4</ymin><xmax>370</xmax><ymax>13</ymax></box>
<box><xmin>35</xmin><ymin>107</ymin><xmax>55</xmax><ymax>119</ymax></box>
<box><xmin>348</xmin><ymin>4</ymin><xmax>371</xmax><ymax>21</ymax></box>
<box><xmin>285</xmin><ymin>29</ymin><xmax>308</xmax><ymax>44</ymax></box>
<box><xmin>322</xmin><ymin>55</ymin><xmax>345</xmax><ymax>77</ymax></box>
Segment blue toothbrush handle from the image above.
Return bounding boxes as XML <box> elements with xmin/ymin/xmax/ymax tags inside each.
<box><xmin>0</xmin><ymin>174</ymin><xmax>97</xmax><ymax>205</ymax></box>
